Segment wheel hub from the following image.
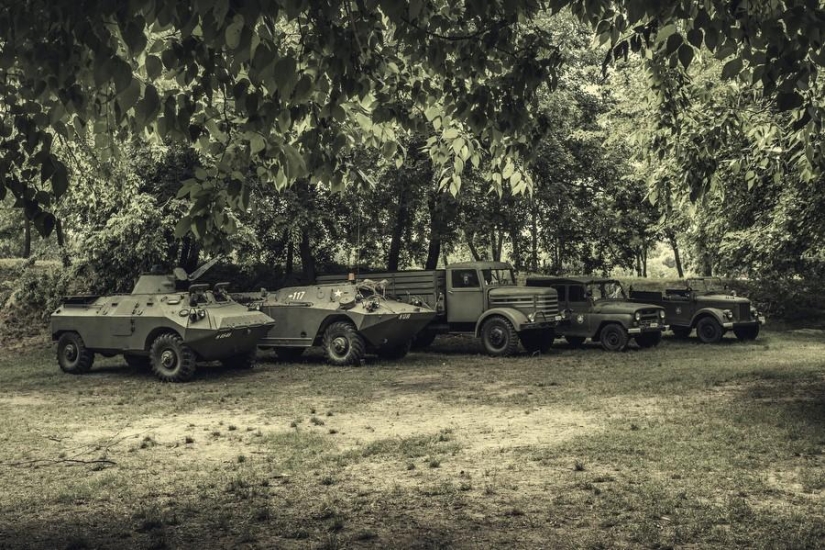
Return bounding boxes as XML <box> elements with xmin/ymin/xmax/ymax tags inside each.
<box><xmin>332</xmin><ymin>336</ymin><xmax>349</xmax><ymax>355</ymax></box>
<box><xmin>160</xmin><ymin>349</ymin><xmax>177</xmax><ymax>369</ymax></box>
<box><xmin>63</xmin><ymin>344</ymin><xmax>77</xmax><ymax>362</ymax></box>
<box><xmin>489</xmin><ymin>327</ymin><xmax>505</xmax><ymax>347</ymax></box>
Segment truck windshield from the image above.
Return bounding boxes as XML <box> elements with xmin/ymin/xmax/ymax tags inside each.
<box><xmin>688</xmin><ymin>278</ymin><xmax>724</xmax><ymax>293</ymax></box>
<box><xmin>481</xmin><ymin>269</ymin><xmax>515</xmax><ymax>285</ymax></box>
<box><xmin>591</xmin><ymin>281</ymin><xmax>626</xmax><ymax>300</ymax></box>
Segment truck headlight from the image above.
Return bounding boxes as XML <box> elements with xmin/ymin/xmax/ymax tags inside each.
<box><xmin>659</xmin><ymin>310</ymin><xmax>666</xmax><ymax>319</ymax></box>
<box><xmin>634</xmin><ymin>312</ymin><xmax>641</xmax><ymax>321</ymax></box>
<box><xmin>723</xmin><ymin>309</ymin><xmax>733</xmax><ymax>319</ymax></box>
<box><xmin>750</xmin><ymin>307</ymin><xmax>758</xmax><ymax>317</ymax></box>
<box><xmin>528</xmin><ymin>312</ymin><xmax>536</xmax><ymax>323</ymax></box>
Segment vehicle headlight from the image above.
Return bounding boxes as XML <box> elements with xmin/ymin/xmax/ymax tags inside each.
<box><xmin>750</xmin><ymin>307</ymin><xmax>758</xmax><ymax>316</ymax></box>
<box><xmin>723</xmin><ymin>309</ymin><xmax>733</xmax><ymax>319</ymax></box>
<box><xmin>634</xmin><ymin>312</ymin><xmax>641</xmax><ymax>321</ymax></box>
<box><xmin>528</xmin><ymin>312</ymin><xmax>536</xmax><ymax>322</ymax></box>
<box><xmin>659</xmin><ymin>310</ymin><xmax>666</xmax><ymax>319</ymax></box>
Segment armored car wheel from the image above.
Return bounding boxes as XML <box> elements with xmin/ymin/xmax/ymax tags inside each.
<box><xmin>696</xmin><ymin>317</ymin><xmax>723</xmax><ymax>344</ymax></box>
<box><xmin>149</xmin><ymin>333</ymin><xmax>196</xmax><ymax>382</ymax></box>
<box><xmin>274</xmin><ymin>347</ymin><xmax>305</xmax><ymax>361</ymax></box>
<box><xmin>376</xmin><ymin>340</ymin><xmax>411</xmax><ymax>360</ymax></box>
<box><xmin>57</xmin><ymin>332</ymin><xmax>95</xmax><ymax>374</ymax></box>
<box><xmin>565</xmin><ymin>336</ymin><xmax>586</xmax><ymax>348</ymax></box>
<box><xmin>635</xmin><ymin>332</ymin><xmax>662</xmax><ymax>348</ymax></box>
<box><xmin>222</xmin><ymin>350</ymin><xmax>256</xmax><ymax>370</ymax></box>
<box><xmin>734</xmin><ymin>325</ymin><xmax>760</xmax><ymax>341</ymax></box>
<box><xmin>600</xmin><ymin>323</ymin><xmax>628</xmax><ymax>352</ymax></box>
<box><xmin>124</xmin><ymin>354</ymin><xmax>151</xmax><ymax>369</ymax></box>
<box><xmin>323</xmin><ymin>322</ymin><xmax>366</xmax><ymax>366</ymax></box>
<box><xmin>410</xmin><ymin>330</ymin><xmax>437</xmax><ymax>350</ymax></box>
<box><xmin>481</xmin><ymin>316</ymin><xmax>519</xmax><ymax>357</ymax></box>
<box><xmin>519</xmin><ymin>329</ymin><xmax>554</xmax><ymax>354</ymax></box>
<box><xmin>671</xmin><ymin>326</ymin><xmax>692</xmax><ymax>339</ymax></box>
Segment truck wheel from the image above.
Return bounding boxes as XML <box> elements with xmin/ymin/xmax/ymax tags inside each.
<box><xmin>600</xmin><ymin>323</ymin><xmax>628</xmax><ymax>352</ymax></box>
<box><xmin>481</xmin><ymin>316</ymin><xmax>519</xmax><ymax>357</ymax></box>
<box><xmin>124</xmin><ymin>354</ymin><xmax>151</xmax><ymax>369</ymax></box>
<box><xmin>734</xmin><ymin>325</ymin><xmax>760</xmax><ymax>341</ymax></box>
<box><xmin>671</xmin><ymin>326</ymin><xmax>692</xmax><ymax>339</ymax></box>
<box><xmin>222</xmin><ymin>350</ymin><xmax>256</xmax><ymax>370</ymax></box>
<box><xmin>376</xmin><ymin>340</ymin><xmax>411</xmax><ymax>360</ymax></box>
<box><xmin>410</xmin><ymin>331</ymin><xmax>437</xmax><ymax>350</ymax></box>
<box><xmin>57</xmin><ymin>332</ymin><xmax>95</xmax><ymax>374</ymax></box>
<box><xmin>635</xmin><ymin>332</ymin><xmax>662</xmax><ymax>348</ymax></box>
<box><xmin>696</xmin><ymin>317</ymin><xmax>723</xmax><ymax>344</ymax></box>
<box><xmin>150</xmin><ymin>333</ymin><xmax>196</xmax><ymax>382</ymax></box>
<box><xmin>519</xmin><ymin>329</ymin><xmax>554</xmax><ymax>354</ymax></box>
<box><xmin>274</xmin><ymin>347</ymin><xmax>305</xmax><ymax>361</ymax></box>
<box><xmin>565</xmin><ymin>336</ymin><xmax>586</xmax><ymax>348</ymax></box>
<box><xmin>323</xmin><ymin>322</ymin><xmax>366</xmax><ymax>366</ymax></box>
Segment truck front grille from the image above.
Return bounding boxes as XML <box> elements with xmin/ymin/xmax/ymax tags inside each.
<box><xmin>489</xmin><ymin>295</ymin><xmax>559</xmax><ymax>317</ymax></box>
<box><xmin>638</xmin><ymin>309</ymin><xmax>660</xmax><ymax>323</ymax></box>
<box><xmin>738</xmin><ymin>303</ymin><xmax>752</xmax><ymax>321</ymax></box>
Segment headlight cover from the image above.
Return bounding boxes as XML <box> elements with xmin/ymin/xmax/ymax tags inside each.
<box><xmin>634</xmin><ymin>312</ymin><xmax>641</xmax><ymax>321</ymax></box>
<box><xmin>659</xmin><ymin>310</ymin><xmax>666</xmax><ymax>319</ymax></box>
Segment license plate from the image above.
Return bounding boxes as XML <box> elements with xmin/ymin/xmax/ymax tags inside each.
<box><xmin>649</xmin><ymin>323</ymin><xmax>658</xmax><ymax>328</ymax></box>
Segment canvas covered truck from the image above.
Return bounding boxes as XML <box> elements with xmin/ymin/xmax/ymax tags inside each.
<box><xmin>50</xmin><ymin>262</ymin><xmax>275</xmax><ymax>382</ymax></box>
<box><xmin>526</xmin><ymin>276</ymin><xmax>666</xmax><ymax>351</ymax></box>
<box><xmin>235</xmin><ymin>281</ymin><xmax>436</xmax><ymax>365</ymax></box>
<box><xmin>317</xmin><ymin>261</ymin><xmax>564</xmax><ymax>356</ymax></box>
<box><xmin>629</xmin><ymin>277</ymin><xmax>764</xmax><ymax>343</ymax></box>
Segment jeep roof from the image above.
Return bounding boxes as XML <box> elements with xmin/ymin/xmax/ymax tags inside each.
<box><xmin>527</xmin><ymin>276</ymin><xmax>621</xmax><ymax>286</ymax></box>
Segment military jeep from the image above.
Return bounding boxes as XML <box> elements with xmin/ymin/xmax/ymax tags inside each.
<box><xmin>526</xmin><ymin>276</ymin><xmax>666</xmax><ymax>351</ymax></box>
<box><xmin>50</xmin><ymin>260</ymin><xmax>275</xmax><ymax>382</ymax></box>
<box><xmin>629</xmin><ymin>277</ymin><xmax>764</xmax><ymax>343</ymax></box>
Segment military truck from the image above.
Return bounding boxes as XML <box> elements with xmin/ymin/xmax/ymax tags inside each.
<box><xmin>629</xmin><ymin>277</ymin><xmax>764</xmax><ymax>343</ymax></box>
<box><xmin>50</xmin><ymin>260</ymin><xmax>275</xmax><ymax>382</ymax></box>
<box><xmin>317</xmin><ymin>261</ymin><xmax>563</xmax><ymax>356</ymax></box>
<box><xmin>526</xmin><ymin>276</ymin><xmax>666</xmax><ymax>351</ymax></box>
<box><xmin>236</xmin><ymin>281</ymin><xmax>436</xmax><ymax>365</ymax></box>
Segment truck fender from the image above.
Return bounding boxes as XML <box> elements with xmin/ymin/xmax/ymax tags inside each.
<box><xmin>474</xmin><ymin>308</ymin><xmax>531</xmax><ymax>337</ymax></box>
<box><xmin>690</xmin><ymin>308</ymin><xmax>727</xmax><ymax>328</ymax></box>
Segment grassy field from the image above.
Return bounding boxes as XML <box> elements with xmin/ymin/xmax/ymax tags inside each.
<box><xmin>1</xmin><ymin>330</ymin><xmax>824</xmax><ymax>549</ymax></box>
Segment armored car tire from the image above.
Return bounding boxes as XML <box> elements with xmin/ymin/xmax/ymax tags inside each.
<box><xmin>323</xmin><ymin>321</ymin><xmax>366</xmax><ymax>366</ymax></box>
<box><xmin>222</xmin><ymin>350</ymin><xmax>256</xmax><ymax>370</ymax></box>
<box><xmin>149</xmin><ymin>333</ymin><xmax>197</xmax><ymax>382</ymax></box>
<box><xmin>635</xmin><ymin>332</ymin><xmax>662</xmax><ymax>348</ymax></box>
<box><xmin>376</xmin><ymin>340</ymin><xmax>412</xmax><ymax>360</ymax></box>
<box><xmin>124</xmin><ymin>354</ymin><xmax>151</xmax><ymax>369</ymax></box>
<box><xmin>734</xmin><ymin>325</ymin><xmax>760</xmax><ymax>341</ymax></box>
<box><xmin>519</xmin><ymin>329</ymin><xmax>554</xmax><ymax>354</ymax></box>
<box><xmin>274</xmin><ymin>347</ymin><xmax>305</xmax><ymax>361</ymax></box>
<box><xmin>696</xmin><ymin>317</ymin><xmax>724</xmax><ymax>344</ymax></box>
<box><xmin>600</xmin><ymin>323</ymin><xmax>628</xmax><ymax>352</ymax></box>
<box><xmin>481</xmin><ymin>316</ymin><xmax>519</xmax><ymax>357</ymax></box>
<box><xmin>671</xmin><ymin>326</ymin><xmax>692</xmax><ymax>339</ymax></box>
<box><xmin>57</xmin><ymin>332</ymin><xmax>95</xmax><ymax>374</ymax></box>
<box><xmin>565</xmin><ymin>336</ymin><xmax>586</xmax><ymax>348</ymax></box>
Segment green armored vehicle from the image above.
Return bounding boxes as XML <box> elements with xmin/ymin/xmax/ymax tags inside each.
<box><xmin>318</xmin><ymin>262</ymin><xmax>564</xmax><ymax>356</ymax></box>
<box><xmin>50</xmin><ymin>260</ymin><xmax>275</xmax><ymax>382</ymax></box>
<box><xmin>239</xmin><ymin>281</ymin><xmax>436</xmax><ymax>365</ymax></box>
<box><xmin>526</xmin><ymin>276</ymin><xmax>666</xmax><ymax>351</ymax></box>
<box><xmin>629</xmin><ymin>277</ymin><xmax>764</xmax><ymax>343</ymax></box>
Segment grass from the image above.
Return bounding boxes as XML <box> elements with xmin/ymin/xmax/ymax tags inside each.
<box><xmin>0</xmin><ymin>328</ymin><xmax>823</xmax><ymax>548</ymax></box>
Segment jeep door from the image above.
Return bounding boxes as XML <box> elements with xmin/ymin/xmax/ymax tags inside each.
<box><xmin>562</xmin><ymin>284</ymin><xmax>593</xmax><ymax>337</ymax></box>
<box><xmin>446</xmin><ymin>268</ymin><xmax>485</xmax><ymax>328</ymax></box>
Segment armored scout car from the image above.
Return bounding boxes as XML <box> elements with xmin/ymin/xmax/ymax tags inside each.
<box><xmin>318</xmin><ymin>262</ymin><xmax>564</xmax><ymax>356</ymax></box>
<box><xmin>240</xmin><ymin>281</ymin><xmax>436</xmax><ymax>365</ymax></box>
<box><xmin>51</xmin><ymin>261</ymin><xmax>275</xmax><ymax>382</ymax></box>
<box><xmin>526</xmin><ymin>276</ymin><xmax>666</xmax><ymax>351</ymax></box>
<box><xmin>629</xmin><ymin>277</ymin><xmax>764</xmax><ymax>343</ymax></box>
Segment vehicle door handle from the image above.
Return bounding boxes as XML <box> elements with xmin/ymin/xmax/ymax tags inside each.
<box><xmin>448</xmin><ymin>291</ymin><xmax>453</xmax><ymax>294</ymax></box>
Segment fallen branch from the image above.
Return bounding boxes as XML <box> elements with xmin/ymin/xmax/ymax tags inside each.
<box><xmin>7</xmin><ymin>458</ymin><xmax>116</xmax><ymax>467</ymax></box>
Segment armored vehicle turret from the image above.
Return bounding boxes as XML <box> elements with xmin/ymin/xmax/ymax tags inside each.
<box><xmin>50</xmin><ymin>259</ymin><xmax>275</xmax><ymax>382</ymax></box>
<box><xmin>237</xmin><ymin>281</ymin><xmax>436</xmax><ymax>365</ymax></box>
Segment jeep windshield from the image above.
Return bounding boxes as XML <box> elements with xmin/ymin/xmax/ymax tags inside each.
<box><xmin>481</xmin><ymin>269</ymin><xmax>516</xmax><ymax>285</ymax></box>
<box><xmin>590</xmin><ymin>280</ymin><xmax>626</xmax><ymax>301</ymax></box>
<box><xmin>688</xmin><ymin>278</ymin><xmax>725</xmax><ymax>294</ymax></box>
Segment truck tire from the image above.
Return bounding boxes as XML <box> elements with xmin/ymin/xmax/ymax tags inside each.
<box><xmin>671</xmin><ymin>326</ymin><xmax>692</xmax><ymax>339</ymax></box>
<box><xmin>57</xmin><ymin>332</ymin><xmax>95</xmax><ymax>374</ymax></box>
<box><xmin>410</xmin><ymin>330</ymin><xmax>437</xmax><ymax>350</ymax></box>
<box><xmin>124</xmin><ymin>354</ymin><xmax>151</xmax><ymax>369</ymax></box>
<box><xmin>635</xmin><ymin>332</ymin><xmax>662</xmax><ymax>348</ymax></box>
<box><xmin>696</xmin><ymin>317</ymin><xmax>723</xmax><ymax>344</ymax></box>
<box><xmin>565</xmin><ymin>336</ymin><xmax>586</xmax><ymax>348</ymax></box>
<box><xmin>222</xmin><ymin>350</ymin><xmax>256</xmax><ymax>370</ymax></box>
<box><xmin>376</xmin><ymin>340</ymin><xmax>411</xmax><ymax>360</ymax></box>
<box><xmin>481</xmin><ymin>316</ymin><xmax>519</xmax><ymax>357</ymax></box>
<box><xmin>519</xmin><ymin>329</ymin><xmax>554</xmax><ymax>354</ymax></box>
<box><xmin>323</xmin><ymin>322</ymin><xmax>366</xmax><ymax>366</ymax></box>
<box><xmin>734</xmin><ymin>325</ymin><xmax>760</xmax><ymax>341</ymax></box>
<box><xmin>150</xmin><ymin>333</ymin><xmax>196</xmax><ymax>382</ymax></box>
<box><xmin>600</xmin><ymin>323</ymin><xmax>628</xmax><ymax>352</ymax></box>
<box><xmin>274</xmin><ymin>347</ymin><xmax>305</xmax><ymax>361</ymax></box>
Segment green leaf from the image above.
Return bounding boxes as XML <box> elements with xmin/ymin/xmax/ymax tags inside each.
<box><xmin>225</xmin><ymin>17</ymin><xmax>244</xmax><ymax>50</ymax></box>
<box><xmin>174</xmin><ymin>217</ymin><xmax>192</xmax><ymax>237</ymax></box>
<box><xmin>273</xmin><ymin>56</ymin><xmax>297</xmax><ymax>94</ymax></box>
<box><xmin>443</xmin><ymin>127</ymin><xmax>459</xmax><ymax>140</ymax></box>
<box><xmin>250</xmin><ymin>133</ymin><xmax>266</xmax><ymax>155</ymax></box>
<box><xmin>502</xmin><ymin>160</ymin><xmax>514</xmax><ymax>180</ymax></box>
<box><xmin>721</xmin><ymin>58</ymin><xmax>743</xmax><ymax>80</ymax></box>
<box><xmin>118</xmin><ymin>78</ymin><xmax>141</xmax><ymax>113</ymax></box>
<box><xmin>687</xmin><ymin>29</ymin><xmax>703</xmax><ymax>49</ymax></box>
<box><xmin>93</xmin><ymin>55</ymin><xmax>111</xmax><ymax>88</ymax></box>
<box><xmin>776</xmin><ymin>92</ymin><xmax>803</xmax><ymax>111</ymax></box>
<box><xmin>665</xmin><ymin>33</ymin><xmax>683</xmax><ymax>56</ymax></box>
<box><xmin>409</xmin><ymin>0</ymin><xmax>423</xmax><ymax>19</ymax></box>
<box><xmin>135</xmin><ymin>84</ymin><xmax>161</xmax><ymax>127</ymax></box>
<box><xmin>678</xmin><ymin>44</ymin><xmax>694</xmax><ymax>70</ymax></box>
<box><xmin>145</xmin><ymin>55</ymin><xmax>162</xmax><ymax>79</ymax></box>
<box><xmin>112</xmin><ymin>58</ymin><xmax>133</xmax><ymax>94</ymax></box>
<box><xmin>51</xmin><ymin>162</ymin><xmax>69</xmax><ymax>198</ymax></box>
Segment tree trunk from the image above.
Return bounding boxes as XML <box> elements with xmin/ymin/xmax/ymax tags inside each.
<box><xmin>425</xmin><ymin>191</ymin><xmax>444</xmax><ymax>270</ymax></box>
<box><xmin>56</xmin><ymin>218</ymin><xmax>70</xmax><ymax>267</ymax></box>
<box><xmin>669</xmin><ymin>233</ymin><xmax>684</xmax><ymax>278</ymax></box>
<box><xmin>22</xmin><ymin>215</ymin><xmax>31</xmax><ymax>258</ymax></box>
<box><xmin>530</xmin><ymin>206</ymin><xmax>538</xmax><ymax>272</ymax></box>
<box><xmin>386</xmin><ymin>185</ymin><xmax>410</xmax><ymax>271</ymax></box>
<box><xmin>285</xmin><ymin>240</ymin><xmax>294</xmax><ymax>275</ymax></box>
<box><xmin>466</xmin><ymin>230</ymin><xmax>481</xmax><ymax>261</ymax></box>
<box><xmin>642</xmin><ymin>244</ymin><xmax>648</xmax><ymax>278</ymax></box>
<box><xmin>510</xmin><ymin>224</ymin><xmax>521</xmax><ymax>270</ymax></box>
<box><xmin>493</xmin><ymin>229</ymin><xmax>504</xmax><ymax>262</ymax></box>
<box><xmin>299</xmin><ymin>228</ymin><xmax>315</xmax><ymax>282</ymax></box>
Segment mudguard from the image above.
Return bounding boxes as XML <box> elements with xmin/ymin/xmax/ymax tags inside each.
<box><xmin>474</xmin><ymin>308</ymin><xmax>532</xmax><ymax>337</ymax></box>
<box><xmin>690</xmin><ymin>308</ymin><xmax>728</xmax><ymax>327</ymax></box>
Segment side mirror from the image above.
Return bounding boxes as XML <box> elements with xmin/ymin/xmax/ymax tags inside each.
<box><xmin>173</xmin><ymin>267</ymin><xmax>188</xmax><ymax>281</ymax></box>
